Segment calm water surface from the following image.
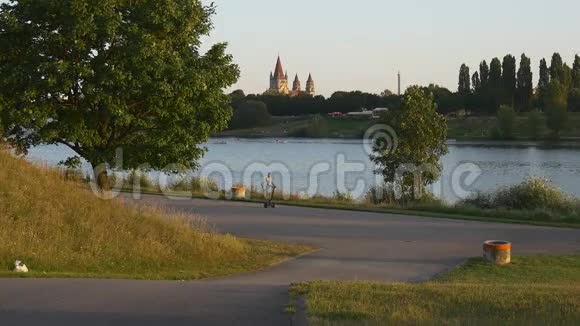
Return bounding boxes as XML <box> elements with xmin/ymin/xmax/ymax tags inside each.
<box><xmin>26</xmin><ymin>138</ymin><xmax>580</xmax><ymax>202</ymax></box>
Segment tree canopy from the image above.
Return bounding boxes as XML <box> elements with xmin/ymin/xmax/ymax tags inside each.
<box><xmin>0</xmin><ymin>0</ymin><xmax>239</xmax><ymax>189</ymax></box>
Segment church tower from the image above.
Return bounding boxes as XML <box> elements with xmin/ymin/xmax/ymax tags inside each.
<box><xmin>269</xmin><ymin>56</ymin><xmax>289</xmax><ymax>95</ymax></box>
<box><xmin>293</xmin><ymin>74</ymin><xmax>301</xmax><ymax>92</ymax></box>
<box><xmin>306</xmin><ymin>73</ymin><xmax>315</xmax><ymax>96</ymax></box>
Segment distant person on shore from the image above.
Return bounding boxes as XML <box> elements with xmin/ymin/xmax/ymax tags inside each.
<box><xmin>264</xmin><ymin>173</ymin><xmax>277</xmax><ymax>204</ymax></box>
<box><xmin>265</xmin><ymin>173</ymin><xmax>275</xmax><ymax>190</ymax></box>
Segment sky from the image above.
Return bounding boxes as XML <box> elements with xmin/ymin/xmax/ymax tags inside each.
<box><xmin>2</xmin><ymin>0</ymin><xmax>579</xmax><ymax>97</ymax></box>
<box><xmin>202</xmin><ymin>0</ymin><xmax>580</xmax><ymax>96</ymax></box>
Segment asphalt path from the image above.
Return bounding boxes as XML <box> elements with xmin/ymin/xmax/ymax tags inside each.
<box><xmin>1</xmin><ymin>195</ymin><xmax>579</xmax><ymax>325</ymax></box>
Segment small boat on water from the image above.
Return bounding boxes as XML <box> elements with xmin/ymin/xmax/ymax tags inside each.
<box><xmin>214</xmin><ymin>140</ymin><xmax>228</xmax><ymax>145</ymax></box>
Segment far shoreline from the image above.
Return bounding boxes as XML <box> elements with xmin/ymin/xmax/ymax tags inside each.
<box><xmin>210</xmin><ymin>135</ymin><xmax>580</xmax><ymax>148</ymax></box>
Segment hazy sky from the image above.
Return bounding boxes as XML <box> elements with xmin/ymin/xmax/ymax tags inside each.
<box><xmin>2</xmin><ymin>0</ymin><xmax>579</xmax><ymax>96</ymax></box>
<box><xmin>203</xmin><ymin>0</ymin><xmax>580</xmax><ymax>96</ymax></box>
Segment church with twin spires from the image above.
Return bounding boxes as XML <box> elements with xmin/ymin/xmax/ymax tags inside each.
<box><xmin>265</xmin><ymin>56</ymin><xmax>315</xmax><ymax>96</ymax></box>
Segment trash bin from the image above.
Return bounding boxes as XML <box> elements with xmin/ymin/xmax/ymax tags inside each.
<box><xmin>483</xmin><ymin>240</ymin><xmax>511</xmax><ymax>265</ymax></box>
<box><xmin>231</xmin><ymin>187</ymin><xmax>246</xmax><ymax>200</ymax></box>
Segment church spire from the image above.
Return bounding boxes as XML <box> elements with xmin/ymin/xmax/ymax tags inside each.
<box><xmin>273</xmin><ymin>56</ymin><xmax>285</xmax><ymax>80</ymax></box>
<box><xmin>306</xmin><ymin>73</ymin><xmax>315</xmax><ymax>96</ymax></box>
<box><xmin>293</xmin><ymin>74</ymin><xmax>301</xmax><ymax>91</ymax></box>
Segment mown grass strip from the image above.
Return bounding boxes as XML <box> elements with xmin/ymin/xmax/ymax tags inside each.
<box><xmin>291</xmin><ymin>255</ymin><xmax>580</xmax><ymax>325</ymax></box>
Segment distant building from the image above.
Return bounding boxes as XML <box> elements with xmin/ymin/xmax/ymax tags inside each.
<box><xmin>344</xmin><ymin>108</ymin><xmax>390</xmax><ymax>120</ymax></box>
<box><xmin>373</xmin><ymin>107</ymin><xmax>390</xmax><ymax>116</ymax></box>
<box><xmin>327</xmin><ymin>112</ymin><xmax>345</xmax><ymax>118</ymax></box>
<box><xmin>266</xmin><ymin>56</ymin><xmax>315</xmax><ymax>96</ymax></box>
<box><xmin>346</xmin><ymin>110</ymin><xmax>375</xmax><ymax>119</ymax></box>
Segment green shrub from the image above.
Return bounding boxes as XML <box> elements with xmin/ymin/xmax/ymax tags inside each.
<box><xmin>493</xmin><ymin>176</ymin><xmax>575</xmax><ymax>211</ymax></box>
<box><xmin>460</xmin><ymin>177</ymin><xmax>578</xmax><ymax>213</ymax></box>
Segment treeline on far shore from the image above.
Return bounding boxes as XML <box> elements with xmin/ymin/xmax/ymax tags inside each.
<box><xmin>229</xmin><ymin>52</ymin><xmax>579</xmax><ymax>117</ymax></box>
<box><xmin>228</xmin><ymin>52</ymin><xmax>579</xmax><ymax>140</ymax></box>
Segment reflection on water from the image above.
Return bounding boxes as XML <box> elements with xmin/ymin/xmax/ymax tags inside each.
<box><xmin>25</xmin><ymin>138</ymin><xmax>580</xmax><ymax>202</ymax></box>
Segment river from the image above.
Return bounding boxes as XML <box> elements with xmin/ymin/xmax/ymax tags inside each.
<box><xmin>25</xmin><ymin>138</ymin><xmax>580</xmax><ymax>203</ymax></box>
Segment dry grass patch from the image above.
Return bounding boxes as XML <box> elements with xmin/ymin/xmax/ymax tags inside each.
<box><xmin>0</xmin><ymin>151</ymin><xmax>310</xmax><ymax>279</ymax></box>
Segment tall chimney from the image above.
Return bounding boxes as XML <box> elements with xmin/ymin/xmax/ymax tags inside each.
<box><xmin>398</xmin><ymin>71</ymin><xmax>401</xmax><ymax>96</ymax></box>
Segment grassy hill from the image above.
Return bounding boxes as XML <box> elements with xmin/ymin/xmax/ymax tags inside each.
<box><xmin>0</xmin><ymin>150</ymin><xmax>309</xmax><ymax>280</ymax></box>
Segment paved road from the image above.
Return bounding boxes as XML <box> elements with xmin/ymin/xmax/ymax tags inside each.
<box><xmin>2</xmin><ymin>195</ymin><xmax>580</xmax><ymax>325</ymax></box>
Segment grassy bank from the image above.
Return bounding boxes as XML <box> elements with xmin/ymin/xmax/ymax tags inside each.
<box><xmin>113</xmin><ymin>175</ymin><xmax>580</xmax><ymax>228</ymax></box>
<box><xmin>0</xmin><ymin>151</ymin><xmax>310</xmax><ymax>280</ymax></box>
<box><xmin>289</xmin><ymin>255</ymin><xmax>580</xmax><ymax>325</ymax></box>
<box><xmin>217</xmin><ymin>113</ymin><xmax>580</xmax><ymax>141</ymax></box>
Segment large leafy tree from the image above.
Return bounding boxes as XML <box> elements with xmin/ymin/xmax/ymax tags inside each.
<box><xmin>371</xmin><ymin>86</ymin><xmax>448</xmax><ymax>201</ymax></box>
<box><xmin>516</xmin><ymin>53</ymin><xmax>533</xmax><ymax>112</ymax></box>
<box><xmin>0</xmin><ymin>0</ymin><xmax>239</xmax><ymax>190</ymax></box>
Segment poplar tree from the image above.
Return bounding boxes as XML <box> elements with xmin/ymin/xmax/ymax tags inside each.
<box><xmin>479</xmin><ymin>61</ymin><xmax>490</xmax><ymax>89</ymax></box>
<box><xmin>573</xmin><ymin>55</ymin><xmax>580</xmax><ymax>89</ymax></box>
<box><xmin>502</xmin><ymin>55</ymin><xmax>517</xmax><ymax>105</ymax></box>
<box><xmin>472</xmin><ymin>72</ymin><xmax>481</xmax><ymax>93</ymax></box>
<box><xmin>489</xmin><ymin>58</ymin><xmax>503</xmax><ymax>111</ymax></box>
<box><xmin>550</xmin><ymin>53</ymin><xmax>564</xmax><ymax>83</ymax></box>
<box><xmin>538</xmin><ymin>59</ymin><xmax>551</xmax><ymax>110</ymax></box>
<box><xmin>458</xmin><ymin>64</ymin><xmax>471</xmax><ymax>94</ymax></box>
<box><xmin>516</xmin><ymin>54</ymin><xmax>533</xmax><ymax>112</ymax></box>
